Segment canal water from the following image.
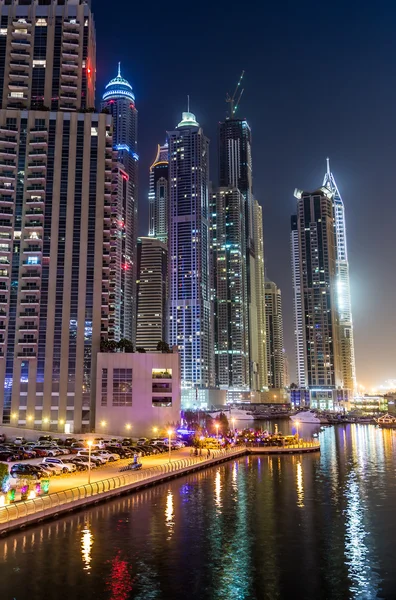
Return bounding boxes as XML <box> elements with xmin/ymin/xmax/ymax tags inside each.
<box><xmin>1</xmin><ymin>423</ymin><xmax>396</xmax><ymax>600</ymax></box>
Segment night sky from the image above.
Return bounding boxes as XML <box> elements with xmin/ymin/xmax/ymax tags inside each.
<box><xmin>94</xmin><ymin>0</ymin><xmax>396</xmax><ymax>388</ymax></box>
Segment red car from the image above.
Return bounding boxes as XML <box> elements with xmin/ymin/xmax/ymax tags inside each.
<box><xmin>19</xmin><ymin>447</ymin><xmax>37</xmax><ymax>459</ymax></box>
<box><xmin>32</xmin><ymin>447</ymin><xmax>48</xmax><ymax>457</ymax></box>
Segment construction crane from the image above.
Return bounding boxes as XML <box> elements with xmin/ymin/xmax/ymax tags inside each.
<box><xmin>226</xmin><ymin>70</ymin><xmax>245</xmax><ymax>117</ymax></box>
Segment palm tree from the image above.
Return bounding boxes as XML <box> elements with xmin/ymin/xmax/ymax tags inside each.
<box><xmin>156</xmin><ymin>340</ymin><xmax>171</xmax><ymax>353</ymax></box>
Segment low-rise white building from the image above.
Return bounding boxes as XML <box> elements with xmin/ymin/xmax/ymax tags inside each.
<box><xmin>95</xmin><ymin>351</ymin><xmax>181</xmax><ymax>437</ymax></box>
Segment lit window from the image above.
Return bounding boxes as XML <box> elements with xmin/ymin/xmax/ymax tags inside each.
<box><xmin>10</xmin><ymin>92</ymin><xmax>24</xmax><ymax>98</ymax></box>
<box><xmin>0</xmin><ymin>29</ymin><xmax>7</xmax><ymax>36</ymax></box>
<box><xmin>33</xmin><ymin>60</ymin><xmax>46</xmax><ymax>68</ymax></box>
<box><xmin>36</xmin><ymin>19</ymin><xmax>47</xmax><ymax>27</ymax></box>
<box><xmin>27</xmin><ymin>256</ymin><xmax>39</xmax><ymax>265</ymax></box>
<box><xmin>91</xmin><ymin>127</ymin><xmax>98</xmax><ymax>137</ymax></box>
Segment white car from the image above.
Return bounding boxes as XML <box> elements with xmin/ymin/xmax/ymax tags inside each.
<box><xmin>96</xmin><ymin>450</ymin><xmax>120</xmax><ymax>462</ymax></box>
<box><xmin>14</xmin><ymin>436</ymin><xmax>26</xmax><ymax>445</ymax></box>
<box><xmin>76</xmin><ymin>451</ymin><xmax>107</xmax><ymax>464</ymax></box>
<box><xmin>41</xmin><ymin>457</ymin><xmax>76</xmax><ymax>473</ymax></box>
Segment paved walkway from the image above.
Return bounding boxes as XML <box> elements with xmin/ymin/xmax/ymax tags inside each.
<box><xmin>4</xmin><ymin>447</ymin><xmax>202</xmax><ymax>495</ymax></box>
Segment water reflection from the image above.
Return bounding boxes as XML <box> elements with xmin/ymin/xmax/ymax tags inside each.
<box><xmin>165</xmin><ymin>490</ymin><xmax>174</xmax><ymax>539</ymax></box>
<box><xmin>214</xmin><ymin>468</ymin><xmax>222</xmax><ymax>509</ymax></box>
<box><xmin>296</xmin><ymin>461</ymin><xmax>304</xmax><ymax>507</ymax></box>
<box><xmin>0</xmin><ymin>425</ymin><xmax>396</xmax><ymax>600</ymax></box>
<box><xmin>81</xmin><ymin>521</ymin><xmax>93</xmax><ymax>572</ymax></box>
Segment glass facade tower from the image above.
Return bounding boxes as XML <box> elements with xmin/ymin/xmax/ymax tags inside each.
<box><xmin>148</xmin><ymin>142</ymin><xmax>168</xmax><ymax>244</ymax></box>
<box><xmin>101</xmin><ymin>63</ymin><xmax>137</xmax><ymax>344</ymax></box>
<box><xmin>168</xmin><ymin>111</ymin><xmax>214</xmax><ymax>398</ymax></box>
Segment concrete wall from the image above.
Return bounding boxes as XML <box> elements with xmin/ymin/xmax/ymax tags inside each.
<box><xmin>95</xmin><ymin>352</ymin><xmax>181</xmax><ymax>437</ymax></box>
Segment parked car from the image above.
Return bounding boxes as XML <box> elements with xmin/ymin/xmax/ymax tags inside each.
<box><xmin>19</xmin><ymin>447</ymin><xmax>37</xmax><ymax>458</ymax></box>
<box><xmin>107</xmin><ymin>446</ymin><xmax>133</xmax><ymax>458</ymax></box>
<box><xmin>32</xmin><ymin>447</ymin><xmax>49</xmax><ymax>457</ymax></box>
<box><xmin>95</xmin><ymin>450</ymin><xmax>120</xmax><ymax>462</ymax></box>
<box><xmin>0</xmin><ymin>450</ymin><xmax>16</xmax><ymax>462</ymax></box>
<box><xmin>70</xmin><ymin>443</ymin><xmax>86</xmax><ymax>454</ymax></box>
<box><xmin>13</xmin><ymin>436</ymin><xmax>26</xmax><ymax>445</ymax></box>
<box><xmin>10</xmin><ymin>464</ymin><xmax>41</xmax><ymax>479</ymax></box>
<box><xmin>0</xmin><ymin>433</ymin><xmax>6</xmax><ymax>443</ymax></box>
<box><xmin>39</xmin><ymin>435</ymin><xmax>52</xmax><ymax>442</ymax></box>
<box><xmin>71</xmin><ymin>456</ymin><xmax>97</xmax><ymax>469</ymax></box>
<box><xmin>68</xmin><ymin>458</ymin><xmax>88</xmax><ymax>471</ymax></box>
<box><xmin>137</xmin><ymin>438</ymin><xmax>149</xmax><ymax>445</ymax></box>
<box><xmin>76</xmin><ymin>451</ymin><xmax>106</xmax><ymax>465</ymax></box>
<box><xmin>64</xmin><ymin>438</ymin><xmax>77</xmax><ymax>448</ymax></box>
<box><xmin>41</xmin><ymin>457</ymin><xmax>76</xmax><ymax>473</ymax></box>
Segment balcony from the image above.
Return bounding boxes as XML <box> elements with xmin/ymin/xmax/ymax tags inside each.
<box><xmin>24</xmin><ymin>220</ymin><xmax>43</xmax><ymax>227</ymax></box>
<box><xmin>9</xmin><ymin>60</ymin><xmax>29</xmax><ymax>69</ymax></box>
<box><xmin>60</xmin><ymin>81</ymin><xmax>77</xmax><ymax>91</ymax></box>
<box><xmin>0</xmin><ymin>172</ymin><xmax>16</xmax><ymax>182</ymax></box>
<box><xmin>0</xmin><ymin>220</ymin><xmax>12</xmax><ymax>228</ymax></box>
<box><xmin>26</xmin><ymin>173</ymin><xmax>46</xmax><ymax>182</ymax></box>
<box><xmin>20</xmin><ymin>298</ymin><xmax>39</xmax><ymax>305</ymax></box>
<box><xmin>10</xmin><ymin>49</ymin><xmax>30</xmax><ymax>58</ymax></box>
<box><xmin>28</xmin><ymin>149</ymin><xmax>47</xmax><ymax>159</ymax></box>
<box><xmin>8</xmin><ymin>81</ymin><xmax>29</xmax><ymax>91</ymax></box>
<box><xmin>29</xmin><ymin>138</ymin><xmax>48</xmax><ymax>147</ymax></box>
<box><xmin>26</xmin><ymin>186</ymin><xmax>45</xmax><ymax>193</ymax></box>
<box><xmin>63</xmin><ymin>29</ymin><xmax>80</xmax><ymax>38</ymax></box>
<box><xmin>18</xmin><ymin>338</ymin><xmax>37</xmax><ymax>345</ymax></box>
<box><xmin>0</xmin><ymin>207</ymin><xmax>13</xmax><ymax>216</ymax></box>
<box><xmin>10</xmin><ymin>38</ymin><xmax>31</xmax><ymax>48</ymax></box>
<box><xmin>61</xmin><ymin>49</ymin><xmax>78</xmax><ymax>59</ymax></box>
<box><xmin>61</xmin><ymin>70</ymin><xmax>78</xmax><ymax>80</ymax></box>
<box><xmin>19</xmin><ymin>311</ymin><xmax>38</xmax><ymax>317</ymax></box>
<box><xmin>17</xmin><ymin>352</ymin><xmax>36</xmax><ymax>358</ymax></box>
<box><xmin>21</xmin><ymin>271</ymin><xmax>40</xmax><ymax>279</ymax></box>
<box><xmin>9</xmin><ymin>70</ymin><xmax>29</xmax><ymax>79</ymax></box>
<box><xmin>22</xmin><ymin>247</ymin><xmax>42</xmax><ymax>254</ymax></box>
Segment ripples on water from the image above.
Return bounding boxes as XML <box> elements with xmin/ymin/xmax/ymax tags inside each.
<box><xmin>1</xmin><ymin>424</ymin><xmax>396</xmax><ymax>600</ymax></box>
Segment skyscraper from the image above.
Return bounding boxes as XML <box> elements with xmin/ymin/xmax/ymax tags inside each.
<box><xmin>291</xmin><ymin>214</ymin><xmax>307</xmax><ymax>387</ymax></box>
<box><xmin>291</xmin><ymin>186</ymin><xmax>345</xmax><ymax>409</ymax></box>
<box><xmin>168</xmin><ymin>110</ymin><xmax>214</xmax><ymax>405</ymax></box>
<box><xmin>218</xmin><ymin>116</ymin><xmax>267</xmax><ymax>393</ymax></box>
<box><xmin>323</xmin><ymin>159</ymin><xmax>356</xmax><ymax>394</ymax></box>
<box><xmin>0</xmin><ymin>0</ymin><xmax>118</xmax><ymax>433</ymax></box>
<box><xmin>0</xmin><ymin>0</ymin><xmax>96</xmax><ymax>112</ymax></box>
<box><xmin>265</xmin><ymin>280</ymin><xmax>284</xmax><ymax>389</ymax></box>
<box><xmin>210</xmin><ymin>187</ymin><xmax>249</xmax><ymax>392</ymax></box>
<box><xmin>101</xmin><ymin>63</ymin><xmax>137</xmax><ymax>344</ymax></box>
<box><xmin>136</xmin><ymin>236</ymin><xmax>168</xmax><ymax>352</ymax></box>
<box><xmin>148</xmin><ymin>142</ymin><xmax>168</xmax><ymax>244</ymax></box>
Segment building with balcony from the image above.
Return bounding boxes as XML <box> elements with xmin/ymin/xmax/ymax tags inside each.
<box><xmin>95</xmin><ymin>350</ymin><xmax>181</xmax><ymax>437</ymax></box>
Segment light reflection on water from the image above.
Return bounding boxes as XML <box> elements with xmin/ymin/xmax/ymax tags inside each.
<box><xmin>0</xmin><ymin>424</ymin><xmax>396</xmax><ymax>600</ymax></box>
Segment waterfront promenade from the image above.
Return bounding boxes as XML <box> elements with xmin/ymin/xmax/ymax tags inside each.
<box><xmin>0</xmin><ymin>440</ymin><xmax>320</xmax><ymax>534</ymax></box>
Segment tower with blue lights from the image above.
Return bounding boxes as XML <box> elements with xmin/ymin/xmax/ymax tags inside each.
<box><xmin>102</xmin><ymin>64</ymin><xmax>138</xmax><ymax>343</ymax></box>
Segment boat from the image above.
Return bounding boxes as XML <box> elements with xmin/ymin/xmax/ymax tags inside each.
<box><xmin>375</xmin><ymin>414</ymin><xmax>396</xmax><ymax>428</ymax></box>
<box><xmin>207</xmin><ymin>407</ymin><xmax>254</xmax><ymax>420</ymax></box>
<box><xmin>290</xmin><ymin>410</ymin><xmax>329</xmax><ymax>424</ymax></box>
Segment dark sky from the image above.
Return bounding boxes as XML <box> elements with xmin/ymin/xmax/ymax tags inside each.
<box><xmin>94</xmin><ymin>0</ymin><xmax>396</xmax><ymax>389</ymax></box>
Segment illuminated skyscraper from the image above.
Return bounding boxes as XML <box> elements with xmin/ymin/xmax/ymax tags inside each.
<box><xmin>291</xmin><ymin>214</ymin><xmax>307</xmax><ymax>387</ymax></box>
<box><xmin>291</xmin><ymin>186</ymin><xmax>347</xmax><ymax>409</ymax></box>
<box><xmin>168</xmin><ymin>111</ymin><xmax>214</xmax><ymax>405</ymax></box>
<box><xmin>0</xmin><ymin>0</ymin><xmax>118</xmax><ymax>432</ymax></box>
<box><xmin>148</xmin><ymin>142</ymin><xmax>168</xmax><ymax>244</ymax></box>
<box><xmin>323</xmin><ymin>159</ymin><xmax>356</xmax><ymax>394</ymax></box>
<box><xmin>218</xmin><ymin>117</ymin><xmax>267</xmax><ymax>392</ymax></box>
<box><xmin>265</xmin><ymin>280</ymin><xmax>284</xmax><ymax>389</ymax></box>
<box><xmin>136</xmin><ymin>237</ymin><xmax>168</xmax><ymax>352</ymax></box>
<box><xmin>210</xmin><ymin>187</ymin><xmax>249</xmax><ymax>391</ymax></box>
<box><xmin>101</xmin><ymin>63</ymin><xmax>137</xmax><ymax>343</ymax></box>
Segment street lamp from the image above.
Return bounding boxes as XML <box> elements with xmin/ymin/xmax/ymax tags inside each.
<box><xmin>125</xmin><ymin>423</ymin><xmax>131</xmax><ymax>431</ymax></box>
<box><xmin>153</xmin><ymin>426</ymin><xmax>158</xmax><ymax>435</ymax></box>
<box><xmin>87</xmin><ymin>440</ymin><xmax>93</xmax><ymax>484</ymax></box>
<box><xmin>295</xmin><ymin>421</ymin><xmax>300</xmax><ymax>445</ymax></box>
<box><xmin>215</xmin><ymin>423</ymin><xmax>220</xmax><ymax>444</ymax></box>
<box><xmin>167</xmin><ymin>429</ymin><xmax>172</xmax><ymax>463</ymax></box>
<box><xmin>231</xmin><ymin>418</ymin><xmax>236</xmax><ymax>434</ymax></box>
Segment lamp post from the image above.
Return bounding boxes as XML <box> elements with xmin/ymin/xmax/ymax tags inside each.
<box><xmin>167</xmin><ymin>429</ymin><xmax>172</xmax><ymax>463</ymax></box>
<box><xmin>231</xmin><ymin>418</ymin><xmax>236</xmax><ymax>434</ymax></box>
<box><xmin>87</xmin><ymin>440</ymin><xmax>93</xmax><ymax>484</ymax></box>
<box><xmin>215</xmin><ymin>423</ymin><xmax>220</xmax><ymax>447</ymax></box>
<box><xmin>153</xmin><ymin>426</ymin><xmax>158</xmax><ymax>436</ymax></box>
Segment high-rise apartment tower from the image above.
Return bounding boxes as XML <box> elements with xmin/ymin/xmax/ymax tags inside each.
<box><xmin>264</xmin><ymin>280</ymin><xmax>284</xmax><ymax>389</ymax></box>
<box><xmin>0</xmin><ymin>0</ymin><xmax>119</xmax><ymax>432</ymax></box>
<box><xmin>101</xmin><ymin>63</ymin><xmax>137</xmax><ymax>344</ymax></box>
<box><xmin>168</xmin><ymin>111</ymin><xmax>214</xmax><ymax>405</ymax></box>
<box><xmin>136</xmin><ymin>236</ymin><xmax>168</xmax><ymax>352</ymax></box>
<box><xmin>148</xmin><ymin>142</ymin><xmax>168</xmax><ymax>244</ymax></box>
<box><xmin>323</xmin><ymin>159</ymin><xmax>356</xmax><ymax>394</ymax></box>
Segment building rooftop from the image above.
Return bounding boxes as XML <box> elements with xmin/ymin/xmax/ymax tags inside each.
<box><xmin>102</xmin><ymin>62</ymin><xmax>135</xmax><ymax>103</ymax></box>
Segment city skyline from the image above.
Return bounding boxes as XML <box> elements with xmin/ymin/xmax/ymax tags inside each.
<box><xmin>95</xmin><ymin>0</ymin><xmax>395</xmax><ymax>389</ymax></box>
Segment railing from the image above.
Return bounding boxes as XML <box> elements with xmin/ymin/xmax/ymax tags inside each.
<box><xmin>246</xmin><ymin>439</ymin><xmax>320</xmax><ymax>451</ymax></box>
<box><xmin>0</xmin><ymin>446</ymin><xmax>245</xmax><ymax>528</ymax></box>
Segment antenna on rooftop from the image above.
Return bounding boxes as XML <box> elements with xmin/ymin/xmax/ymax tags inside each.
<box><xmin>226</xmin><ymin>70</ymin><xmax>245</xmax><ymax>117</ymax></box>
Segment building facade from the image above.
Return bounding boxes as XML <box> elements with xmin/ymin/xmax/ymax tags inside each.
<box><xmin>218</xmin><ymin>116</ymin><xmax>266</xmax><ymax>392</ymax></box>
<box><xmin>101</xmin><ymin>63</ymin><xmax>137</xmax><ymax>344</ymax></box>
<box><xmin>148</xmin><ymin>142</ymin><xmax>168</xmax><ymax>244</ymax></box>
<box><xmin>0</xmin><ymin>0</ymin><xmax>96</xmax><ymax>112</ymax></box>
<box><xmin>96</xmin><ymin>350</ymin><xmax>181</xmax><ymax>437</ymax></box>
<box><xmin>210</xmin><ymin>187</ymin><xmax>249</xmax><ymax>391</ymax></box>
<box><xmin>290</xmin><ymin>214</ymin><xmax>307</xmax><ymax>387</ymax></box>
<box><xmin>167</xmin><ymin>111</ymin><xmax>214</xmax><ymax>405</ymax></box>
<box><xmin>0</xmin><ymin>109</ymin><xmax>115</xmax><ymax>432</ymax></box>
<box><xmin>136</xmin><ymin>236</ymin><xmax>168</xmax><ymax>352</ymax></box>
<box><xmin>292</xmin><ymin>186</ymin><xmax>345</xmax><ymax>408</ymax></box>
<box><xmin>323</xmin><ymin>159</ymin><xmax>356</xmax><ymax>394</ymax></box>
<box><xmin>0</xmin><ymin>0</ymin><xmax>123</xmax><ymax>432</ymax></box>
<box><xmin>265</xmin><ymin>279</ymin><xmax>284</xmax><ymax>389</ymax></box>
